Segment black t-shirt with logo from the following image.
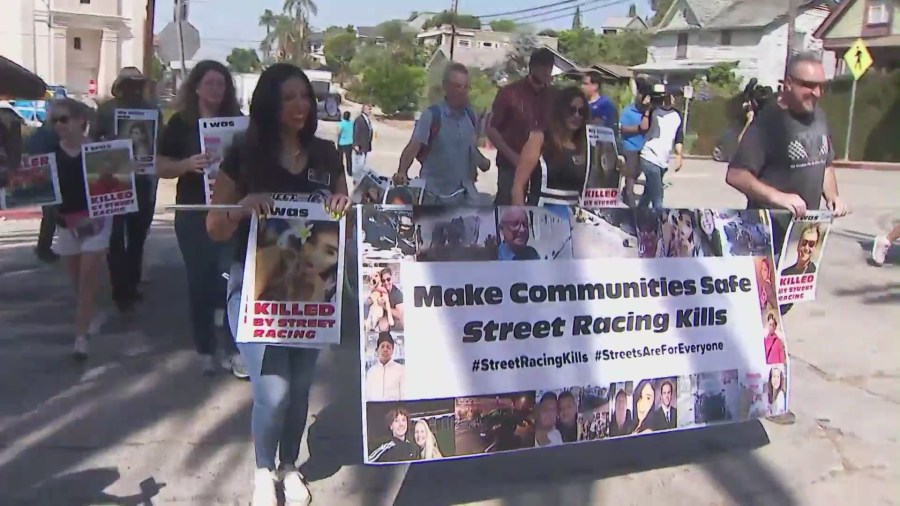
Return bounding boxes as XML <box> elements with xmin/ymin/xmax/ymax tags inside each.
<box><xmin>219</xmin><ymin>135</ymin><xmax>343</xmax><ymax>263</ymax></box>
<box><xmin>158</xmin><ymin>112</ymin><xmax>206</xmax><ymax>205</ymax></box>
<box><xmin>729</xmin><ymin>103</ymin><xmax>833</xmax><ymax>211</ymax></box>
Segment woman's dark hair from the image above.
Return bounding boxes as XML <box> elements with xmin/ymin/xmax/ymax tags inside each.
<box><xmin>175</xmin><ymin>59</ymin><xmax>240</xmax><ymax>123</ymax></box>
<box><xmin>767</xmin><ymin>313</ymin><xmax>778</xmax><ymax>328</ymax></box>
<box><xmin>543</xmin><ymin>86</ymin><xmax>587</xmax><ymax>165</ymax></box>
<box><xmin>52</xmin><ymin>97</ymin><xmax>93</xmax><ymax>124</ymax></box>
<box><xmin>767</xmin><ymin>367</ymin><xmax>785</xmax><ymax>404</ymax></box>
<box><xmin>343</xmin><ymin>111</ymin><xmax>351</xmax><ymax>120</ymax></box>
<box><xmin>308</xmin><ymin>221</ymin><xmax>341</xmax><ymax>300</ymax></box>
<box><xmin>632</xmin><ymin>379</ymin><xmax>654</xmax><ymax>430</ymax></box>
<box><xmin>239</xmin><ymin>63</ymin><xmax>319</xmax><ymax>187</ymax></box>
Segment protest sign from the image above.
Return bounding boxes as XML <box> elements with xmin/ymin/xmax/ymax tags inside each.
<box><xmin>352</xmin><ymin>170</ymin><xmax>390</xmax><ymax>205</ymax></box>
<box><xmin>237</xmin><ymin>196</ymin><xmax>346</xmax><ymax>347</ymax></box>
<box><xmin>358</xmin><ymin>205</ymin><xmax>788</xmax><ymax>464</ymax></box>
<box><xmin>199</xmin><ymin>116</ymin><xmax>249</xmax><ymax>204</ymax></box>
<box><xmin>115</xmin><ymin>109</ymin><xmax>158</xmax><ymax>175</ymax></box>
<box><xmin>384</xmin><ymin>178</ymin><xmax>425</xmax><ymax>206</ymax></box>
<box><xmin>0</xmin><ymin>154</ymin><xmax>61</xmax><ymax>209</ymax></box>
<box><xmin>582</xmin><ymin>125</ymin><xmax>625</xmax><ymax>209</ymax></box>
<box><xmin>81</xmin><ymin>140</ymin><xmax>138</xmax><ymax>218</ymax></box>
<box><xmin>776</xmin><ymin>211</ymin><xmax>832</xmax><ymax>304</ymax></box>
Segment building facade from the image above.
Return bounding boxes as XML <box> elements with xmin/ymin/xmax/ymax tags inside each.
<box><xmin>814</xmin><ymin>0</ymin><xmax>900</xmax><ymax>74</ymax></box>
<box><xmin>1</xmin><ymin>0</ymin><xmax>148</xmax><ymax>96</ymax></box>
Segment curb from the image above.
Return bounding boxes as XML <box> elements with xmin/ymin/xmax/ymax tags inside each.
<box><xmin>0</xmin><ymin>208</ymin><xmax>42</xmax><ymax>221</ymax></box>
<box><xmin>833</xmin><ymin>160</ymin><xmax>900</xmax><ymax>171</ymax></box>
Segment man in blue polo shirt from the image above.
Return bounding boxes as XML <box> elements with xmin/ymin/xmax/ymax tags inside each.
<box><xmin>619</xmin><ymin>89</ymin><xmax>649</xmax><ymax>207</ymax></box>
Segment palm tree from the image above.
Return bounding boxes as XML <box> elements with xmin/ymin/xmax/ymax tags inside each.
<box><xmin>259</xmin><ymin>9</ymin><xmax>277</xmax><ymax>64</ymax></box>
<box><xmin>282</xmin><ymin>0</ymin><xmax>317</xmax><ymax>60</ymax></box>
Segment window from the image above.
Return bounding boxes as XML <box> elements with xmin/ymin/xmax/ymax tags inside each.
<box><xmin>478</xmin><ymin>41</ymin><xmax>495</xmax><ymax>49</ymax></box>
<box><xmin>80</xmin><ymin>0</ymin><xmax>90</xmax><ymax>3</ymax></box>
<box><xmin>458</xmin><ymin>39</ymin><xmax>470</xmax><ymax>47</ymax></box>
<box><xmin>676</xmin><ymin>33</ymin><xmax>688</xmax><ymax>59</ymax></box>
<box><xmin>720</xmin><ymin>30</ymin><xmax>732</xmax><ymax>45</ymax></box>
<box><xmin>73</xmin><ymin>37</ymin><xmax>82</xmax><ymax>50</ymax></box>
<box><xmin>866</xmin><ymin>0</ymin><xmax>889</xmax><ymax>24</ymax></box>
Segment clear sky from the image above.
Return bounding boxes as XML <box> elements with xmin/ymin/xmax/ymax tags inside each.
<box><xmin>154</xmin><ymin>0</ymin><xmax>653</xmax><ymax>62</ymax></box>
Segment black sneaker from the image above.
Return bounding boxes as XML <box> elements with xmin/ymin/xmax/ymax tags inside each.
<box><xmin>35</xmin><ymin>247</ymin><xmax>60</xmax><ymax>264</ymax></box>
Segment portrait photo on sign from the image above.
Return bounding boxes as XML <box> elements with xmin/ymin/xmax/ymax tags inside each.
<box><xmin>738</xmin><ymin>369</ymin><xmax>769</xmax><ymax>420</ymax></box>
<box><xmin>496</xmin><ymin>206</ymin><xmax>573</xmax><ymax>261</ymax></box>
<box><xmin>585</xmin><ymin>126</ymin><xmax>620</xmax><ymax>190</ymax></box>
<box><xmin>634</xmin><ymin>208</ymin><xmax>664</xmax><ymax>259</ymax></box>
<box><xmin>364</xmin><ymin>330</ymin><xmax>406</xmax><ymax>402</ymax></box>
<box><xmin>679</xmin><ymin>369</ymin><xmax>741</xmax><ymax>426</ymax></box>
<box><xmin>83</xmin><ymin>146</ymin><xmax>133</xmax><ymax>196</ymax></box>
<box><xmin>454</xmin><ymin>392</ymin><xmax>535</xmax><ymax>455</ymax></box>
<box><xmin>1</xmin><ymin>157</ymin><xmax>60</xmax><ymax>209</ymax></box>
<box><xmin>761</xmin><ymin>303</ymin><xmax>787</xmax><ymax>365</ymax></box>
<box><xmin>571</xmin><ymin>207</ymin><xmax>638</xmax><ymax>259</ymax></box>
<box><xmin>353</xmin><ymin>170</ymin><xmax>389</xmax><ymax>205</ymax></box>
<box><xmin>780</xmin><ymin>221</ymin><xmax>827</xmax><ymax>276</ymax></box>
<box><xmin>694</xmin><ymin>209</ymin><xmax>725</xmax><ymax>257</ymax></box>
<box><xmin>117</xmin><ymin>119</ymin><xmax>155</xmax><ymax>160</ymax></box>
<box><xmin>718</xmin><ymin>210</ymin><xmax>772</xmax><ymax>257</ymax></box>
<box><xmin>659</xmin><ymin>209</ymin><xmax>701</xmax><ymax>258</ymax></box>
<box><xmin>534</xmin><ymin>385</ymin><xmax>605</xmax><ymax>445</ymax></box>
<box><xmin>754</xmin><ymin>256</ymin><xmax>777</xmax><ymax>311</ymax></box>
<box><xmin>360</xmin><ymin>206</ymin><xmax>418</xmax><ymax>261</ymax></box>
<box><xmin>384</xmin><ymin>179</ymin><xmax>424</xmax><ymax>205</ymax></box>
<box><xmin>765</xmin><ymin>365</ymin><xmax>788</xmax><ymax>417</ymax></box>
<box><xmin>414</xmin><ymin>207</ymin><xmax>499</xmax><ymax>262</ymax></box>
<box><xmin>366</xmin><ymin>399</ymin><xmax>456</xmax><ymax>463</ymax></box>
<box><xmin>253</xmin><ymin>217</ymin><xmax>340</xmax><ymax>303</ymax></box>
<box><xmin>360</xmin><ymin>262</ymin><xmax>404</xmax><ymax>332</ymax></box>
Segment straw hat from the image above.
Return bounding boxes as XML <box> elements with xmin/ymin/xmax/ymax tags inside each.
<box><xmin>111</xmin><ymin>67</ymin><xmax>148</xmax><ymax>98</ymax></box>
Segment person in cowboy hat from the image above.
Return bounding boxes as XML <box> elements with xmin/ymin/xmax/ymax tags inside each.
<box><xmin>90</xmin><ymin>66</ymin><xmax>164</xmax><ymax>313</ymax></box>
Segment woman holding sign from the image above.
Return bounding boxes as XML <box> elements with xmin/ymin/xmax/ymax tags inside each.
<box><xmin>157</xmin><ymin>60</ymin><xmax>245</xmax><ymax>377</ymax></box>
<box><xmin>49</xmin><ymin>98</ymin><xmax>111</xmax><ymax>360</ymax></box>
<box><xmin>511</xmin><ymin>86</ymin><xmax>589</xmax><ymax>211</ymax></box>
<box><xmin>206</xmin><ymin>63</ymin><xmax>350</xmax><ymax>506</ymax></box>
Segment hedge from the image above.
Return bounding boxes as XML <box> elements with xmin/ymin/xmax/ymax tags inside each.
<box><xmin>684</xmin><ymin>70</ymin><xmax>900</xmax><ymax>162</ymax></box>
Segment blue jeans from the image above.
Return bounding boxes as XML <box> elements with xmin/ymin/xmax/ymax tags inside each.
<box><xmin>227</xmin><ymin>263</ymin><xmax>320</xmax><ymax>470</ymax></box>
<box><xmin>174</xmin><ymin>210</ymin><xmax>234</xmax><ymax>355</ymax></box>
<box><xmin>638</xmin><ymin>158</ymin><xmax>666</xmax><ymax>209</ymax></box>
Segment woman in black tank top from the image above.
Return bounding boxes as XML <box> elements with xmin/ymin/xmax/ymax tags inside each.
<box><xmin>512</xmin><ymin>86</ymin><xmax>589</xmax><ymax>209</ymax></box>
<box><xmin>205</xmin><ymin>63</ymin><xmax>350</xmax><ymax>505</ymax></box>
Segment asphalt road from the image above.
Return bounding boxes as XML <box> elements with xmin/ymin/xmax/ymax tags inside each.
<box><xmin>0</xmin><ymin>112</ymin><xmax>898</xmax><ymax>505</ymax></box>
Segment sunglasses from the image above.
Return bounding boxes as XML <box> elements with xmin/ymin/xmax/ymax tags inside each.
<box><xmin>51</xmin><ymin>116</ymin><xmax>70</xmax><ymax>124</ymax></box>
<box><xmin>382</xmin><ymin>276</ymin><xmax>392</xmax><ymax>282</ymax></box>
<box><xmin>568</xmin><ymin>106</ymin><xmax>587</xmax><ymax>117</ymax></box>
<box><xmin>799</xmin><ymin>239</ymin><xmax>817</xmax><ymax>248</ymax></box>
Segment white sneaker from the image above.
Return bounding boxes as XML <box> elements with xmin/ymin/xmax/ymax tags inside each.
<box><xmin>88</xmin><ymin>310</ymin><xmax>108</xmax><ymax>335</ymax></box>
<box><xmin>200</xmin><ymin>354</ymin><xmax>216</xmax><ymax>376</ymax></box>
<box><xmin>230</xmin><ymin>352</ymin><xmax>250</xmax><ymax>379</ymax></box>
<box><xmin>251</xmin><ymin>468</ymin><xmax>277</xmax><ymax>506</ymax></box>
<box><xmin>214</xmin><ymin>308</ymin><xmax>225</xmax><ymax>328</ymax></box>
<box><xmin>73</xmin><ymin>335</ymin><xmax>88</xmax><ymax>361</ymax></box>
<box><xmin>280</xmin><ymin>465</ymin><xmax>312</xmax><ymax>506</ymax></box>
<box><xmin>872</xmin><ymin>235</ymin><xmax>891</xmax><ymax>266</ymax></box>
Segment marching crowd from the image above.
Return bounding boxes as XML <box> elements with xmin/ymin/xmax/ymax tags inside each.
<box><xmin>3</xmin><ymin>43</ymin><xmax>894</xmax><ymax>505</ymax></box>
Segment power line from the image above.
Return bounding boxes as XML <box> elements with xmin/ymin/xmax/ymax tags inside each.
<box><xmin>475</xmin><ymin>0</ymin><xmax>582</xmax><ymax>19</ymax></box>
<box><xmin>521</xmin><ymin>0</ymin><xmax>631</xmax><ymax>24</ymax></box>
<box><xmin>504</xmin><ymin>0</ymin><xmax>607</xmax><ymax>22</ymax></box>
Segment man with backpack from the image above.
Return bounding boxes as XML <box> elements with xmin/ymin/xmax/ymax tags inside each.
<box><xmin>393</xmin><ymin>63</ymin><xmax>490</xmax><ymax>205</ymax></box>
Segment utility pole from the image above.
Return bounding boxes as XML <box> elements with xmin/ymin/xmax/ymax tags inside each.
<box><xmin>449</xmin><ymin>0</ymin><xmax>459</xmax><ymax>61</ymax></box>
<box><xmin>142</xmin><ymin>0</ymin><xmax>157</xmax><ymax>77</ymax></box>
<box><xmin>784</xmin><ymin>0</ymin><xmax>799</xmax><ymax>79</ymax></box>
<box><xmin>175</xmin><ymin>0</ymin><xmax>187</xmax><ymax>84</ymax></box>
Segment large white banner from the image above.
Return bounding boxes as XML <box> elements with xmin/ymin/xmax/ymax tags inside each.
<box><xmin>237</xmin><ymin>197</ymin><xmax>346</xmax><ymax>347</ymax></box>
<box><xmin>359</xmin><ymin>206</ymin><xmax>790</xmax><ymax>464</ymax></box>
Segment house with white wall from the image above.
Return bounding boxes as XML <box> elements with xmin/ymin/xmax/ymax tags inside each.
<box><xmin>632</xmin><ymin>0</ymin><xmax>837</xmax><ymax>88</ymax></box>
<box><xmin>1</xmin><ymin>0</ymin><xmax>149</xmax><ymax>96</ymax></box>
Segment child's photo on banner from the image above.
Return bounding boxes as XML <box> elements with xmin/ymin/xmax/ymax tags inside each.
<box><xmin>0</xmin><ymin>153</ymin><xmax>61</xmax><ymax>209</ymax></box>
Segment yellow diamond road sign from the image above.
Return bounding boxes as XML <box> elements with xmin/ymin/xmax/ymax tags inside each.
<box><xmin>844</xmin><ymin>39</ymin><xmax>873</xmax><ymax>80</ymax></box>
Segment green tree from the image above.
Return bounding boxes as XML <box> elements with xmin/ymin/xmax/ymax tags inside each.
<box><xmin>258</xmin><ymin>9</ymin><xmax>277</xmax><ymax>63</ymax></box>
<box><xmin>558</xmin><ymin>28</ymin><xmax>601</xmax><ymax>66</ymax></box>
<box><xmin>505</xmin><ymin>33</ymin><xmax>540</xmax><ymax>78</ymax></box>
<box><xmin>357</xmin><ymin>60</ymin><xmax>425</xmax><ymax>115</ymax></box>
<box><xmin>489</xmin><ymin>19</ymin><xmax>517</xmax><ymax>33</ymax></box>
<box><xmin>537</xmin><ymin>29</ymin><xmax>558</xmax><ymax>37</ymax></box>
<box><xmin>226</xmin><ymin>48</ymin><xmax>262</xmax><ymax>73</ymax></box>
<box><xmin>150</xmin><ymin>54</ymin><xmax>166</xmax><ymax>81</ymax></box>
<box><xmin>597</xmin><ymin>31</ymin><xmax>649</xmax><ymax>66</ymax></box>
<box><xmin>422</xmin><ymin>11</ymin><xmax>481</xmax><ymax>30</ymax></box>
<box><xmin>323</xmin><ymin>31</ymin><xmax>357</xmax><ymax>77</ymax></box>
<box><xmin>572</xmin><ymin>6</ymin><xmax>583</xmax><ymax>30</ymax></box>
<box><xmin>468</xmin><ymin>69</ymin><xmax>498</xmax><ymax>113</ymax></box>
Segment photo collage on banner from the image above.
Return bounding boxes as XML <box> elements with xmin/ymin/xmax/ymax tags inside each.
<box><xmin>358</xmin><ymin>205</ymin><xmax>787</xmax><ymax>464</ymax></box>
<box><xmin>114</xmin><ymin>109</ymin><xmax>158</xmax><ymax>175</ymax></box>
<box><xmin>199</xmin><ymin>116</ymin><xmax>249</xmax><ymax>204</ymax></box>
<box><xmin>81</xmin><ymin>139</ymin><xmax>138</xmax><ymax>218</ymax></box>
<box><xmin>352</xmin><ymin>169</ymin><xmax>425</xmax><ymax>206</ymax></box>
<box><xmin>776</xmin><ymin>211</ymin><xmax>832</xmax><ymax>305</ymax></box>
<box><xmin>582</xmin><ymin>125</ymin><xmax>626</xmax><ymax>209</ymax></box>
<box><xmin>0</xmin><ymin>154</ymin><xmax>61</xmax><ymax>210</ymax></box>
<box><xmin>237</xmin><ymin>195</ymin><xmax>346</xmax><ymax>347</ymax></box>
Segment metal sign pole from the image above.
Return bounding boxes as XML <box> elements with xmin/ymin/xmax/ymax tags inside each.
<box><xmin>844</xmin><ymin>79</ymin><xmax>856</xmax><ymax>160</ymax></box>
<box><xmin>175</xmin><ymin>0</ymin><xmax>187</xmax><ymax>82</ymax></box>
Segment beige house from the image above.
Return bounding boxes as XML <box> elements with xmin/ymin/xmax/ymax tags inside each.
<box><xmin>601</xmin><ymin>16</ymin><xmax>649</xmax><ymax>34</ymax></box>
<box><xmin>417</xmin><ymin>25</ymin><xmax>558</xmax><ymax>53</ymax></box>
<box><xmin>1</xmin><ymin>0</ymin><xmax>149</xmax><ymax>96</ymax></box>
<box><xmin>813</xmin><ymin>0</ymin><xmax>900</xmax><ymax>73</ymax></box>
